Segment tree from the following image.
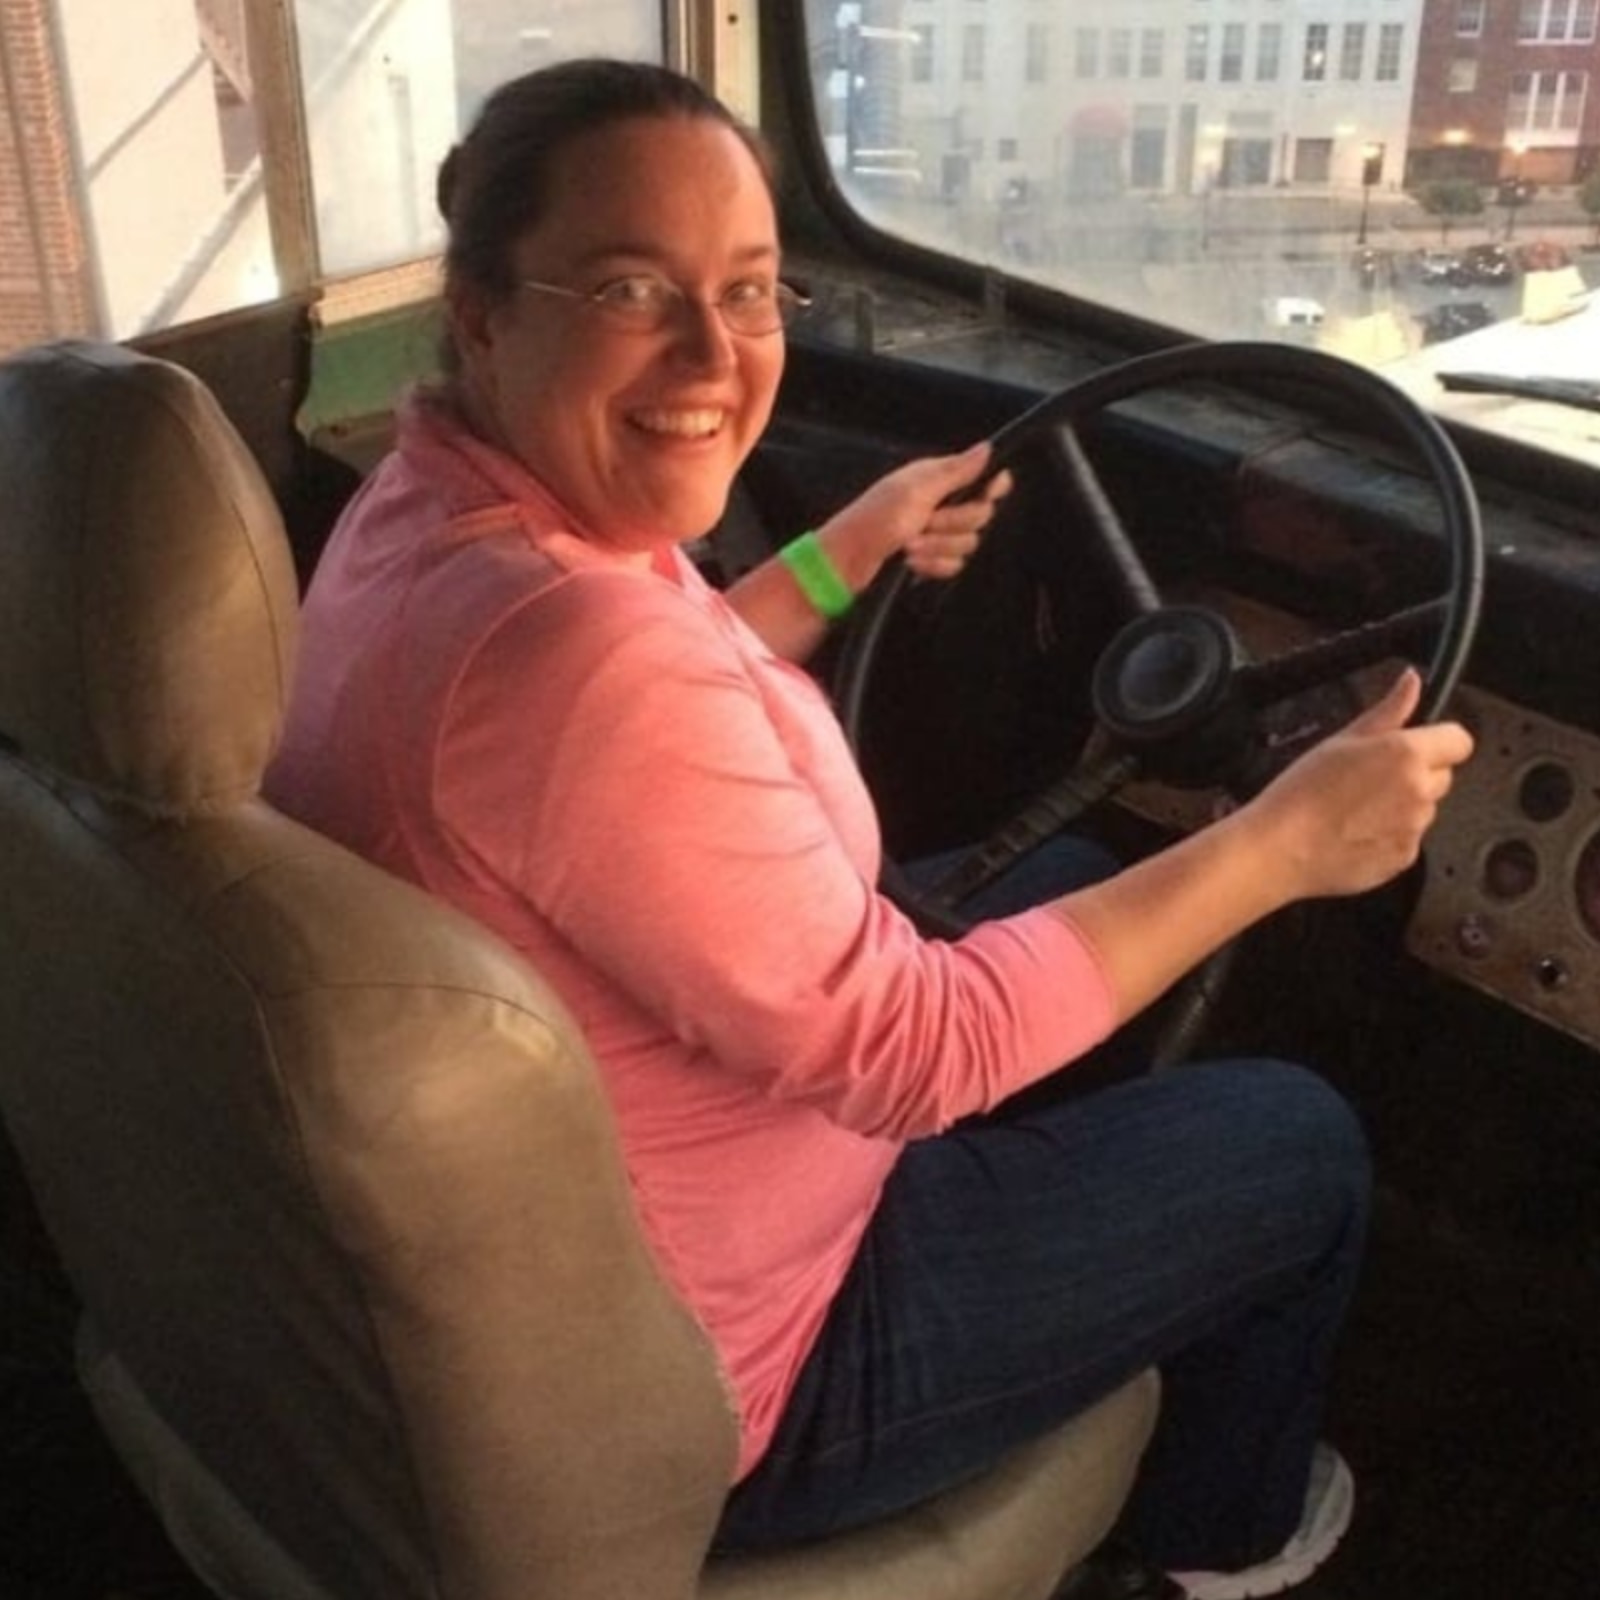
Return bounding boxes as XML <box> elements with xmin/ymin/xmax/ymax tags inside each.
<box><xmin>1580</xmin><ymin>170</ymin><xmax>1600</xmax><ymax>247</ymax></box>
<box><xmin>1412</xmin><ymin>178</ymin><xmax>1485</xmax><ymax>244</ymax></box>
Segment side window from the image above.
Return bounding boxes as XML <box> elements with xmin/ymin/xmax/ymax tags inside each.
<box><xmin>0</xmin><ymin>0</ymin><xmax>665</xmax><ymax>357</ymax></box>
<box><xmin>297</xmin><ymin>0</ymin><xmax>665</xmax><ymax>278</ymax></box>
<box><xmin>2</xmin><ymin>0</ymin><xmax>274</xmax><ymax>352</ymax></box>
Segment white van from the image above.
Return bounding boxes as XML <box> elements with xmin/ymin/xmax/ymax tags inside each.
<box><xmin>1265</xmin><ymin>295</ymin><xmax>1326</xmax><ymax>328</ymax></box>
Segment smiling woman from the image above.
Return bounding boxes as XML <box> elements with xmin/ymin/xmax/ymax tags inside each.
<box><xmin>5</xmin><ymin>8</ymin><xmax>1600</xmax><ymax>1600</ymax></box>
<box><xmin>257</xmin><ymin>52</ymin><xmax>1476</xmax><ymax>1600</ymax></box>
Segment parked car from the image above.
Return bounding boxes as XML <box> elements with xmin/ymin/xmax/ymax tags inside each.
<box><xmin>1515</xmin><ymin>238</ymin><xmax>1572</xmax><ymax>273</ymax></box>
<box><xmin>1414</xmin><ymin>247</ymin><xmax>1467</xmax><ymax>286</ymax></box>
<box><xmin>1416</xmin><ymin>300</ymin><xmax>1497</xmax><ymax>345</ymax></box>
<box><xmin>1458</xmin><ymin>242</ymin><xmax>1516</xmax><ymax>285</ymax></box>
<box><xmin>1263</xmin><ymin>295</ymin><xmax>1325</xmax><ymax>329</ymax></box>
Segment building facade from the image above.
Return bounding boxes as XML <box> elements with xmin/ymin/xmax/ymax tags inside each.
<box><xmin>820</xmin><ymin>0</ymin><xmax>1423</xmax><ymax>206</ymax></box>
<box><xmin>1411</xmin><ymin>0</ymin><xmax>1600</xmax><ymax>186</ymax></box>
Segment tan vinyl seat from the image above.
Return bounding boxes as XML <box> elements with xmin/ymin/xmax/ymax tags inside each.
<box><xmin>0</xmin><ymin>338</ymin><xmax>1157</xmax><ymax>1600</ymax></box>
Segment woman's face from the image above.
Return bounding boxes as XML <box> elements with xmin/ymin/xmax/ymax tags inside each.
<box><xmin>452</xmin><ymin>115</ymin><xmax>786</xmax><ymax>556</ymax></box>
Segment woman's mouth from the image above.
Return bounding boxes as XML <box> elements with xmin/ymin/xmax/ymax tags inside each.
<box><xmin>628</xmin><ymin>407</ymin><xmax>727</xmax><ymax>440</ymax></box>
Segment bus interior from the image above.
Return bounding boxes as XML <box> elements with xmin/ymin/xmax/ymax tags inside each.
<box><xmin>2</xmin><ymin>2</ymin><xmax>1598</xmax><ymax>1597</ymax></box>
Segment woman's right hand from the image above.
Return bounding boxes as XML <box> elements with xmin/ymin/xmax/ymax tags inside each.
<box><xmin>1243</xmin><ymin>667</ymin><xmax>1475</xmax><ymax>902</ymax></box>
<box><xmin>1051</xmin><ymin>667</ymin><xmax>1474</xmax><ymax>1026</ymax></box>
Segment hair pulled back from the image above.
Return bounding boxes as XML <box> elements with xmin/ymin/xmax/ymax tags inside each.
<box><xmin>437</xmin><ymin>57</ymin><xmax>773</xmax><ymax>309</ymax></box>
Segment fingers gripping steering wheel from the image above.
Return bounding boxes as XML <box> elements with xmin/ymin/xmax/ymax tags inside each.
<box><xmin>834</xmin><ymin>341</ymin><xmax>1485</xmax><ymax>1065</ymax></box>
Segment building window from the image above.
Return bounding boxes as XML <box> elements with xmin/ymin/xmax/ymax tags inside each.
<box><xmin>1186</xmin><ymin>24</ymin><xmax>1209</xmax><ymax>81</ymax></box>
<box><xmin>1340</xmin><ymin>23</ymin><xmax>1366</xmax><ymax>80</ymax></box>
<box><xmin>1295</xmin><ymin>136</ymin><xmax>1333</xmax><ymax>183</ymax></box>
<box><xmin>1303</xmin><ymin>23</ymin><xmax>1328</xmax><ymax>81</ymax></box>
<box><xmin>997</xmin><ymin>137</ymin><xmax>1018</xmax><ymax>161</ymax></box>
<box><xmin>1511</xmin><ymin>68</ymin><xmax>1589</xmax><ymax>130</ymax></box>
<box><xmin>1519</xmin><ymin>1</ymin><xmax>1597</xmax><ymax>42</ymax></box>
<box><xmin>1108</xmin><ymin>27</ymin><xmax>1132</xmax><ymax>78</ymax></box>
<box><xmin>961</xmin><ymin>23</ymin><xmax>985</xmax><ymax>82</ymax></box>
<box><xmin>1257</xmin><ymin>23</ymin><xmax>1282</xmax><ymax>80</ymax></box>
<box><xmin>1131</xmin><ymin>105</ymin><xmax>1167</xmax><ymax>188</ymax></box>
<box><xmin>911</xmin><ymin>25</ymin><xmax>934</xmax><ymax>84</ymax></box>
<box><xmin>1140</xmin><ymin>28</ymin><xmax>1164</xmax><ymax>78</ymax></box>
<box><xmin>1026</xmin><ymin>22</ymin><xmax>1048</xmax><ymax>83</ymax></box>
<box><xmin>1376</xmin><ymin>23</ymin><xmax>1403</xmax><ymax>80</ymax></box>
<box><xmin>1221</xmin><ymin>23</ymin><xmax>1245</xmax><ymax>81</ymax></box>
<box><xmin>1561</xmin><ymin>68</ymin><xmax>1589</xmax><ymax>126</ymax></box>
<box><xmin>1448</xmin><ymin>56</ymin><xmax>1479</xmax><ymax>92</ymax></box>
<box><xmin>1456</xmin><ymin>0</ymin><xmax>1485</xmax><ymax>36</ymax></box>
<box><xmin>1075</xmin><ymin>27</ymin><xmax>1099</xmax><ymax>78</ymax></box>
<box><xmin>1222</xmin><ymin>123</ymin><xmax>1274</xmax><ymax>187</ymax></box>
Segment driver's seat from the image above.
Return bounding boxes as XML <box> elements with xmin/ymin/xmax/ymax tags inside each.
<box><xmin>0</xmin><ymin>339</ymin><xmax>1157</xmax><ymax>1600</ymax></box>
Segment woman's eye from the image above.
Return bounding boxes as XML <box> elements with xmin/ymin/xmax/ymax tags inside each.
<box><xmin>602</xmin><ymin>276</ymin><xmax>672</xmax><ymax>311</ymax></box>
<box><xmin>723</xmin><ymin>280</ymin><xmax>771</xmax><ymax>308</ymax></box>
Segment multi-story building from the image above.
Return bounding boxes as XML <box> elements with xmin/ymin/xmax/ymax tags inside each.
<box><xmin>823</xmin><ymin>1</ymin><xmax>1423</xmax><ymax>205</ymax></box>
<box><xmin>1410</xmin><ymin>0</ymin><xmax>1600</xmax><ymax>187</ymax></box>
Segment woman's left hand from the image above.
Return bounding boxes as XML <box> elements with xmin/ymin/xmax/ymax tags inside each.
<box><xmin>817</xmin><ymin>440</ymin><xmax>1012</xmax><ymax>590</ymax></box>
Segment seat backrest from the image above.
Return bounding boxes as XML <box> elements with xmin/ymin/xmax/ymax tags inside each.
<box><xmin>0</xmin><ymin>340</ymin><xmax>739</xmax><ymax>1599</ymax></box>
<box><xmin>0</xmin><ymin>338</ymin><xmax>1156</xmax><ymax>1600</ymax></box>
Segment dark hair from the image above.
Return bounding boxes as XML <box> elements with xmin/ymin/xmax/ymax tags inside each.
<box><xmin>437</xmin><ymin>58</ymin><xmax>774</xmax><ymax>309</ymax></box>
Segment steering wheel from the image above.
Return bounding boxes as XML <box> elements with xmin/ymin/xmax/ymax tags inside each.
<box><xmin>834</xmin><ymin>340</ymin><xmax>1485</xmax><ymax>1065</ymax></box>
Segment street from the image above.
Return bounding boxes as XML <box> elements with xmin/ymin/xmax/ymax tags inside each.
<box><xmin>858</xmin><ymin>178</ymin><xmax>1596</xmax><ymax>355</ymax></box>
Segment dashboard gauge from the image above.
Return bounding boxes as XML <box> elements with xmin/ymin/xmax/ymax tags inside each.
<box><xmin>1518</xmin><ymin>760</ymin><xmax>1575</xmax><ymax>824</ymax></box>
<box><xmin>1576</xmin><ymin>828</ymin><xmax>1600</xmax><ymax>947</ymax></box>
<box><xmin>1482</xmin><ymin>838</ymin><xmax>1539</xmax><ymax>903</ymax></box>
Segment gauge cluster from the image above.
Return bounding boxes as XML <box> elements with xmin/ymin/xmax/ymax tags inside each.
<box><xmin>1407</xmin><ymin>683</ymin><xmax>1600</xmax><ymax>1051</ymax></box>
<box><xmin>1112</xmin><ymin>592</ymin><xmax>1600</xmax><ymax>1052</ymax></box>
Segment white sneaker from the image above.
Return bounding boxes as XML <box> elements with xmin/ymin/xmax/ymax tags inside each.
<box><xmin>1169</xmin><ymin>1444</ymin><xmax>1354</xmax><ymax>1600</ymax></box>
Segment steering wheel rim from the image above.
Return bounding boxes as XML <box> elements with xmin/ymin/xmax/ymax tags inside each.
<box><xmin>834</xmin><ymin>339</ymin><xmax>1485</xmax><ymax>1062</ymax></box>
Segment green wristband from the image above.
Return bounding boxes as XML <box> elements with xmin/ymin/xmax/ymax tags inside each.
<box><xmin>779</xmin><ymin>530</ymin><xmax>855</xmax><ymax>621</ymax></box>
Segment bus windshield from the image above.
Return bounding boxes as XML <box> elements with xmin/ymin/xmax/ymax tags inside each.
<box><xmin>797</xmin><ymin>0</ymin><xmax>1600</xmax><ymax>465</ymax></box>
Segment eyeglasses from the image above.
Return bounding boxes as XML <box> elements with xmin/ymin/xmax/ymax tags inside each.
<box><xmin>518</xmin><ymin>273</ymin><xmax>811</xmax><ymax>337</ymax></box>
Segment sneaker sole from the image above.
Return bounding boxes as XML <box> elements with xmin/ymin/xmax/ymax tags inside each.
<box><xmin>1172</xmin><ymin>1453</ymin><xmax>1354</xmax><ymax>1600</ymax></box>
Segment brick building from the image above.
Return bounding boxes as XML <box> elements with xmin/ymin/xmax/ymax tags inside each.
<box><xmin>0</xmin><ymin>0</ymin><xmax>96</xmax><ymax>355</ymax></box>
<box><xmin>1410</xmin><ymin>0</ymin><xmax>1600</xmax><ymax>187</ymax></box>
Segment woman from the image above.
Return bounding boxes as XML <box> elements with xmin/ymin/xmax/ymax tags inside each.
<box><xmin>266</xmin><ymin>58</ymin><xmax>1473</xmax><ymax>1597</ymax></box>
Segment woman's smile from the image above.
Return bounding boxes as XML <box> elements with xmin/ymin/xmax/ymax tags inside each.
<box><xmin>626</xmin><ymin>405</ymin><xmax>729</xmax><ymax>440</ymax></box>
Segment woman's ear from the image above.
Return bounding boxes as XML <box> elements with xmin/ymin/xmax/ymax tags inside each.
<box><xmin>446</xmin><ymin>280</ymin><xmax>497</xmax><ymax>364</ymax></box>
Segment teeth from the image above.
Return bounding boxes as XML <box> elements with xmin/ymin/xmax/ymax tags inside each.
<box><xmin>631</xmin><ymin>408</ymin><xmax>724</xmax><ymax>438</ymax></box>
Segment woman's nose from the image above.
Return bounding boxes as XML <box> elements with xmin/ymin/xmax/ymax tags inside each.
<box><xmin>671</xmin><ymin>297</ymin><xmax>739</xmax><ymax>369</ymax></box>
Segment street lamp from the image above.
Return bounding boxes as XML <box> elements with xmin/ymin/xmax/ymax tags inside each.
<box><xmin>1503</xmin><ymin>137</ymin><xmax>1529</xmax><ymax>241</ymax></box>
<box><xmin>1357</xmin><ymin>141</ymin><xmax>1383</xmax><ymax>246</ymax></box>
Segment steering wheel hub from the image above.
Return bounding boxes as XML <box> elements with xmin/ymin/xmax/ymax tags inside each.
<box><xmin>1091</xmin><ymin>607</ymin><xmax>1249</xmax><ymax>785</ymax></box>
<box><xmin>1094</xmin><ymin>607</ymin><xmax>1237</xmax><ymax>731</ymax></box>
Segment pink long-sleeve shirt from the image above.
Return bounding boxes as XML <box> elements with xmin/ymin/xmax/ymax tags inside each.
<box><xmin>266</xmin><ymin>395</ymin><xmax>1116</xmax><ymax>1477</ymax></box>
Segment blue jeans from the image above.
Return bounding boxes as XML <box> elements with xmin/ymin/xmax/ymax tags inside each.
<box><xmin>713</xmin><ymin>839</ymin><xmax>1371</xmax><ymax>1571</ymax></box>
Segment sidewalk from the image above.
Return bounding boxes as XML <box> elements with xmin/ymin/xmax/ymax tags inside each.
<box><xmin>1201</xmin><ymin>185</ymin><xmax>1598</xmax><ymax>248</ymax></box>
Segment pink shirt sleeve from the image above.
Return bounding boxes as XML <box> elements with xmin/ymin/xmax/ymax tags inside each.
<box><xmin>431</xmin><ymin>566</ymin><xmax>1116</xmax><ymax>1139</ymax></box>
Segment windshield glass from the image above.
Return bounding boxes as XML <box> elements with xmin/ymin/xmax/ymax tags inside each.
<box><xmin>800</xmin><ymin>0</ymin><xmax>1600</xmax><ymax>465</ymax></box>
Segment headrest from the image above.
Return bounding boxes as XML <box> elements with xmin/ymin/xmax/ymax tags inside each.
<box><xmin>0</xmin><ymin>340</ymin><xmax>298</xmax><ymax>813</ymax></box>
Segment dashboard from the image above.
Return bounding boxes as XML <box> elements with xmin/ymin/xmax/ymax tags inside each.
<box><xmin>766</xmin><ymin>292</ymin><xmax>1600</xmax><ymax>1057</ymax></box>
<box><xmin>1114</xmin><ymin>591</ymin><xmax>1600</xmax><ymax>1054</ymax></box>
<box><xmin>1408</xmin><ymin>684</ymin><xmax>1600</xmax><ymax>1053</ymax></box>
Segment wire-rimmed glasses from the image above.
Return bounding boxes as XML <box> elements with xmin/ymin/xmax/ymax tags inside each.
<box><xmin>518</xmin><ymin>273</ymin><xmax>811</xmax><ymax>337</ymax></box>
